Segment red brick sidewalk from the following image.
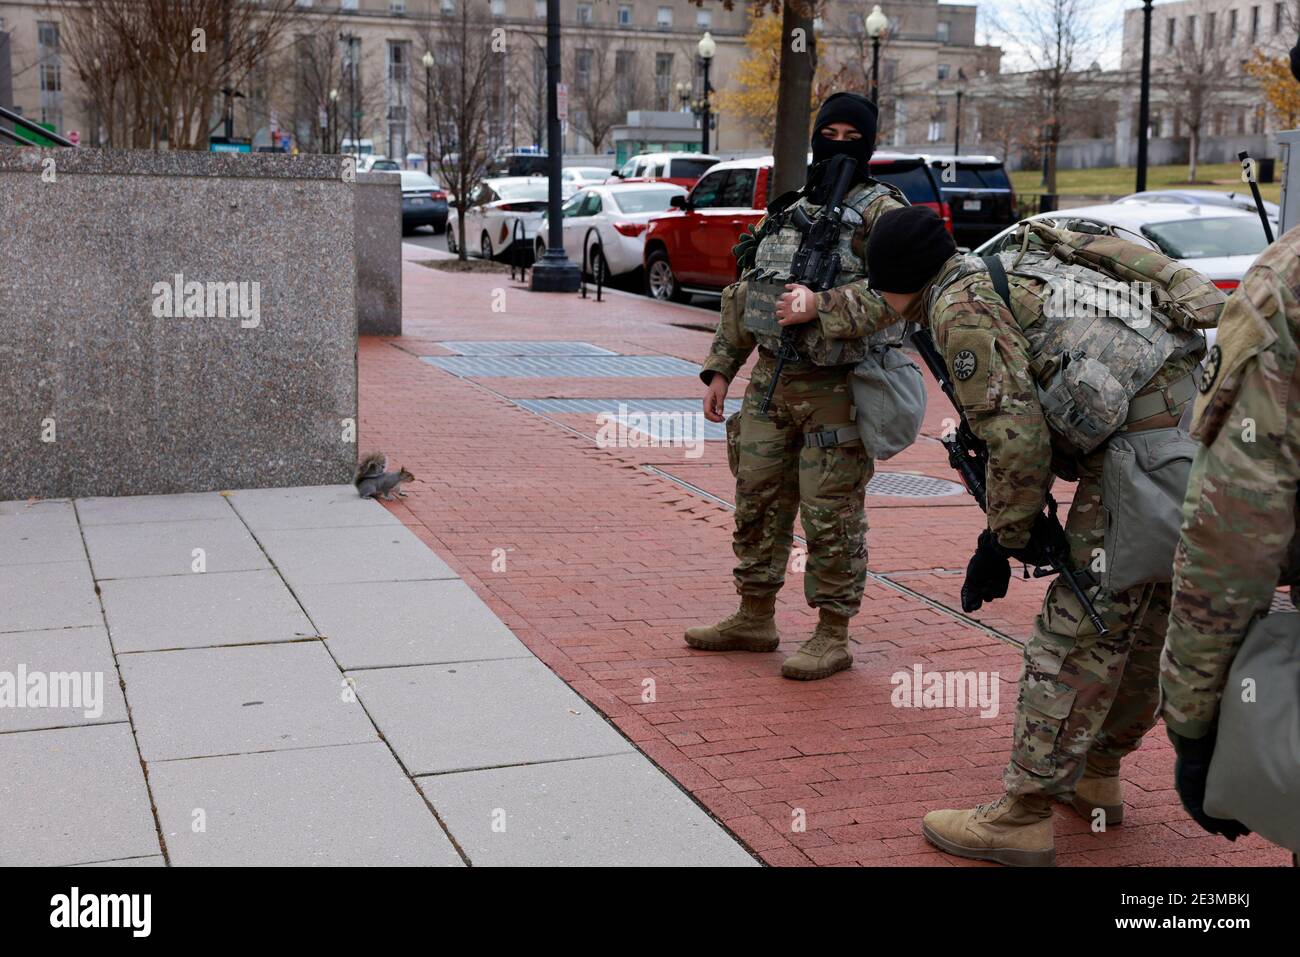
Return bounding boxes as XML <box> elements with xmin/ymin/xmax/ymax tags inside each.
<box><xmin>356</xmin><ymin>251</ymin><xmax>1287</xmax><ymax>867</ymax></box>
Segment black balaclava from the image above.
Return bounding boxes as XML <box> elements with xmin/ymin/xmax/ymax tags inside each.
<box><xmin>1291</xmin><ymin>31</ymin><xmax>1300</xmax><ymax>82</ymax></box>
<box><xmin>806</xmin><ymin>92</ymin><xmax>878</xmax><ymax>200</ymax></box>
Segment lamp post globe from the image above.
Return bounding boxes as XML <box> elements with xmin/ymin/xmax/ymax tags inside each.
<box><xmin>866</xmin><ymin>5</ymin><xmax>888</xmax><ymax>104</ymax></box>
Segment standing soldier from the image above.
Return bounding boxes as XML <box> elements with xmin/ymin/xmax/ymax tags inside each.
<box><xmin>1160</xmin><ymin>226</ymin><xmax>1300</xmax><ymax>849</ymax></box>
<box><xmin>687</xmin><ymin>92</ymin><xmax>905</xmax><ymax>680</ymax></box>
<box><xmin>864</xmin><ymin>206</ymin><xmax>1219</xmax><ymax>866</ymax></box>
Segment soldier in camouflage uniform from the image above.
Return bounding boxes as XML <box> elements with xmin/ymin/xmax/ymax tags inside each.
<box><xmin>687</xmin><ymin>92</ymin><xmax>905</xmax><ymax>680</ymax></box>
<box><xmin>863</xmin><ymin>206</ymin><xmax>1216</xmax><ymax>866</ymax></box>
<box><xmin>1160</xmin><ymin>226</ymin><xmax>1300</xmax><ymax>846</ymax></box>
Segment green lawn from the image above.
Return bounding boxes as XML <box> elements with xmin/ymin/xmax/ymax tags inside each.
<box><xmin>1011</xmin><ymin>162</ymin><xmax>1281</xmax><ymax>204</ymax></box>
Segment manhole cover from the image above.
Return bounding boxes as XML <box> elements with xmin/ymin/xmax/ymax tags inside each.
<box><xmin>421</xmin><ymin>355</ymin><xmax>701</xmax><ymax>378</ymax></box>
<box><xmin>516</xmin><ymin>398</ymin><xmax>742</xmax><ymax>440</ymax></box>
<box><xmin>867</xmin><ymin>472</ymin><xmax>966</xmax><ymax>498</ymax></box>
<box><xmin>437</xmin><ymin>340</ymin><xmax>616</xmax><ymax>356</ymax></box>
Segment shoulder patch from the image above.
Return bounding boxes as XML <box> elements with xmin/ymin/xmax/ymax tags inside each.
<box><xmin>953</xmin><ymin>349</ymin><xmax>978</xmax><ymax>381</ymax></box>
<box><xmin>1199</xmin><ymin>344</ymin><xmax>1221</xmax><ymax>394</ymax></box>
<box><xmin>1190</xmin><ymin>292</ymin><xmax>1279</xmax><ymax>442</ymax></box>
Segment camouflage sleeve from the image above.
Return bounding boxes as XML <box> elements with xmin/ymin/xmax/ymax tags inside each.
<box><xmin>1162</xmin><ymin>241</ymin><xmax>1300</xmax><ymax>739</ymax></box>
<box><xmin>934</xmin><ymin>288</ymin><xmax>1054</xmax><ymax>548</ymax></box>
<box><xmin>815</xmin><ymin>194</ymin><xmax>907</xmax><ymax>340</ymax></box>
<box><xmin>700</xmin><ymin>280</ymin><xmax>755</xmax><ymax>385</ymax></box>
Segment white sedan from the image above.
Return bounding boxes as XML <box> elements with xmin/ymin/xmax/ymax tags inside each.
<box><xmin>534</xmin><ymin>182</ymin><xmax>687</xmax><ymax>281</ymax></box>
<box><xmin>561</xmin><ymin>166</ymin><xmax>616</xmax><ymax>199</ymax></box>
<box><xmin>448</xmin><ymin>176</ymin><xmax>550</xmax><ymax>261</ymax></box>
<box><xmin>974</xmin><ymin>200</ymin><xmax>1274</xmax><ymax>348</ymax></box>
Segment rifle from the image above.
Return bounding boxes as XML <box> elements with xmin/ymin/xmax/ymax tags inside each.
<box><xmin>1237</xmin><ymin>150</ymin><xmax>1275</xmax><ymax>244</ymax></box>
<box><xmin>759</xmin><ymin>153</ymin><xmax>859</xmax><ymax>416</ymax></box>
<box><xmin>910</xmin><ymin>325</ymin><xmax>1109</xmax><ymax>635</ymax></box>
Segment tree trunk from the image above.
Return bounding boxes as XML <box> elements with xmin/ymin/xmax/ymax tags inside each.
<box><xmin>1188</xmin><ymin>127</ymin><xmax>1199</xmax><ymax>182</ymax></box>
<box><xmin>770</xmin><ymin>1</ymin><xmax>817</xmax><ymax>198</ymax></box>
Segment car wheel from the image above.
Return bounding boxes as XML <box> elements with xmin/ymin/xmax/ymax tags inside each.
<box><xmin>645</xmin><ymin>249</ymin><xmax>686</xmax><ymax>302</ymax></box>
<box><xmin>481</xmin><ymin>232</ymin><xmax>495</xmax><ymax>261</ymax></box>
<box><xmin>588</xmin><ymin>250</ymin><xmax>611</xmax><ymax>285</ymax></box>
<box><xmin>446</xmin><ymin>225</ymin><xmax>459</xmax><ymax>255</ymax></box>
<box><xmin>534</xmin><ymin>237</ymin><xmax>547</xmax><ymax>261</ymax></box>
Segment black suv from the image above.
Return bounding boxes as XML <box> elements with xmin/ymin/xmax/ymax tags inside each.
<box><xmin>919</xmin><ymin>154</ymin><xmax>1017</xmax><ymax>249</ymax></box>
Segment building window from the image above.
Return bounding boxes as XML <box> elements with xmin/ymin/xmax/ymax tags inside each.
<box><xmin>657</xmin><ymin>6</ymin><xmax>672</xmax><ymax>30</ymax></box>
<box><xmin>340</xmin><ymin>0</ymin><xmax>358</xmax><ymax>10</ymax></box>
<box><xmin>442</xmin><ymin>0</ymin><xmax>455</xmax><ymax>13</ymax></box>
<box><xmin>36</xmin><ymin>20</ymin><xmax>63</xmax><ymax>132</ymax></box>
<box><xmin>1277</xmin><ymin>3</ymin><xmax>1285</xmax><ymax>33</ymax></box>
<box><xmin>390</xmin><ymin>0</ymin><xmax>405</xmax><ymax>14</ymax></box>
<box><xmin>1250</xmin><ymin>5</ymin><xmax>1260</xmax><ymax>41</ymax></box>
<box><xmin>575</xmin><ymin>49</ymin><xmax>592</xmax><ymax>90</ymax></box>
<box><xmin>654</xmin><ymin>52</ymin><xmax>674</xmax><ymax>109</ymax></box>
<box><xmin>386</xmin><ymin>40</ymin><xmax>410</xmax><ymax>159</ymax></box>
<box><xmin>1166</xmin><ymin>18</ymin><xmax>1175</xmax><ymax>48</ymax></box>
<box><xmin>937</xmin><ymin>63</ymin><xmax>949</xmax><ymax>80</ymax></box>
<box><xmin>491</xmin><ymin>0</ymin><xmax>505</xmax><ymax>16</ymax></box>
<box><xmin>697</xmin><ymin>10</ymin><xmax>712</xmax><ymax>29</ymax></box>
<box><xmin>577</xmin><ymin>3</ymin><xmax>593</xmax><ymax>24</ymax></box>
<box><xmin>618</xmin><ymin>4</ymin><xmax>632</xmax><ymax>26</ymax></box>
<box><xmin>1207</xmin><ymin>12</ymin><xmax>1216</xmax><ymax>42</ymax></box>
<box><xmin>535</xmin><ymin>0</ymin><xmax>545</xmax><ymax>17</ymax></box>
<box><xmin>1229</xmin><ymin>9</ymin><xmax>1237</xmax><ymax>39</ymax></box>
<box><xmin>936</xmin><ymin>20</ymin><xmax>949</xmax><ymax>43</ymax></box>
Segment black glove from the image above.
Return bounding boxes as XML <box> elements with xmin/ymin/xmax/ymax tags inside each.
<box><xmin>961</xmin><ymin>529</ymin><xmax>1011</xmax><ymax>613</ymax></box>
<box><xmin>1167</xmin><ymin>726</ymin><xmax>1251</xmax><ymax>841</ymax></box>
<box><xmin>732</xmin><ymin>224</ymin><xmax>762</xmax><ymax>271</ymax></box>
<box><xmin>997</xmin><ymin>512</ymin><xmax>1069</xmax><ymax>569</ymax></box>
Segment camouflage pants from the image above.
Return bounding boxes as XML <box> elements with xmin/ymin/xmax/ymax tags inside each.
<box><xmin>1003</xmin><ymin>454</ymin><xmax>1169</xmax><ymax>799</ymax></box>
<box><xmin>726</xmin><ymin>353</ymin><xmax>873</xmax><ymax>619</ymax></box>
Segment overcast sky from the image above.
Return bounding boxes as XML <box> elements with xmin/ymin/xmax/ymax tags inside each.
<box><xmin>958</xmin><ymin>0</ymin><xmax>1142</xmax><ymax>72</ymax></box>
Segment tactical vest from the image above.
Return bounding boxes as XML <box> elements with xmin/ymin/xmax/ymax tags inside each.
<box><xmin>742</xmin><ymin>179</ymin><xmax>902</xmax><ymax>367</ymax></box>
<box><xmin>926</xmin><ymin>249</ymin><xmax>1206</xmax><ymax>453</ymax></box>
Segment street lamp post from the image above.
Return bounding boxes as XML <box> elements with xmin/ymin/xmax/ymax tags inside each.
<box><xmin>866</xmin><ymin>5</ymin><xmax>888</xmax><ymax>104</ymax></box>
<box><xmin>422</xmin><ymin>50</ymin><xmax>434</xmax><ymax>176</ymax></box>
<box><xmin>697</xmin><ymin>32</ymin><xmax>715</xmax><ymax>154</ymax></box>
<box><xmin>329</xmin><ymin>88</ymin><xmax>339</xmax><ymax>153</ymax></box>
<box><xmin>676</xmin><ymin>81</ymin><xmax>691</xmax><ymax>113</ymax></box>
<box><xmin>530</xmin><ymin>0</ymin><xmax>581</xmax><ymax>293</ymax></box>
<box><xmin>953</xmin><ymin>68</ymin><xmax>965</xmax><ymax>155</ymax></box>
<box><xmin>340</xmin><ymin>32</ymin><xmax>359</xmax><ymax>154</ymax></box>
<box><xmin>1136</xmin><ymin>0</ymin><xmax>1154</xmax><ymax>193</ymax></box>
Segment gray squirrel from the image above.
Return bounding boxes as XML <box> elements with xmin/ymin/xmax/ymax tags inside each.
<box><xmin>354</xmin><ymin>451</ymin><xmax>414</xmax><ymax>500</ymax></box>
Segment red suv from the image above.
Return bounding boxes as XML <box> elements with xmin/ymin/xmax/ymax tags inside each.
<box><xmin>643</xmin><ymin>152</ymin><xmax>951</xmax><ymax>301</ymax></box>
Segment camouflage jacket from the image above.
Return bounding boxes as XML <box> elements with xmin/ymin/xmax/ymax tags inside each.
<box><xmin>1162</xmin><ymin>225</ymin><xmax>1300</xmax><ymax>739</ymax></box>
<box><xmin>928</xmin><ymin>254</ymin><xmax>1201</xmax><ymax>548</ymax></box>
<box><xmin>699</xmin><ymin>183</ymin><xmax>904</xmax><ymax>384</ymax></box>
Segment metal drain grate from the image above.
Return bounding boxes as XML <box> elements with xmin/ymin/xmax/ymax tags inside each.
<box><xmin>516</xmin><ymin>398</ymin><xmax>742</xmax><ymax>440</ymax></box>
<box><xmin>867</xmin><ymin>472</ymin><xmax>966</xmax><ymax>498</ymax></box>
<box><xmin>437</xmin><ymin>340</ymin><xmax>616</xmax><ymax>356</ymax></box>
<box><xmin>421</xmin><ymin>355</ymin><xmax>702</xmax><ymax>378</ymax></box>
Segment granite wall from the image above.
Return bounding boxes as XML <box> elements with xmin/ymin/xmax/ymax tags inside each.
<box><xmin>355</xmin><ymin>171</ymin><xmax>402</xmax><ymax>336</ymax></box>
<box><xmin>0</xmin><ymin>148</ymin><xmax>358</xmax><ymax>499</ymax></box>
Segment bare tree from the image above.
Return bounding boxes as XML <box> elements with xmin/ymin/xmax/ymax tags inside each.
<box><xmin>1157</xmin><ymin>0</ymin><xmax>1239</xmax><ymax>182</ymax></box>
<box><xmin>424</xmin><ymin>0</ymin><xmax>501</xmax><ymax>260</ymax></box>
<box><xmin>990</xmin><ymin>0</ymin><xmax>1103</xmax><ymax>194</ymax></box>
<box><xmin>567</xmin><ymin>43</ymin><xmax>640</xmax><ymax>153</ymax></box>
<box><xmin>54</xmin><ymin>0</ymin><xmax>300</xmax><ymax>150</ymax></box>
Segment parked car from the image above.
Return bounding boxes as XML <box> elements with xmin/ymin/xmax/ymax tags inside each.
<box><xmin>974</xmin><ymin>200</ymin><xmax>1272</xmax><ymax>299</ymax></box>
<box><xmin>487</xmin><ymin>151</ymin><xmax>550</xmax><ymax>177</ymax></box>
<box><xmin>641</xmin><ymin>152</ymin><xmax>950</xmax><ymax>301</ymax></box>
<box><xmin>561</xmin><ymin>165</ymin><xmax>615</xmax><ymax>198</ymax></box>
<box><xmin>535</xmin><ymin>182</ymin><xmax>688</xmax><ymax>281</ymax></box>
<box><xmin>1117</xmin><ymin>189</ymin><xmax>1281</xmax><ymax>230</ymax></box>
<box><xmin>613</xmin><ymin>152</ymin><xmax>720</xmax><ymax>189</ymax></box>
<box><xmin>396</xmin><ymin>170</ymin><xmax>448</xmax><ymax>234</ymax></box>
<box><xmin>447</xmin><ymin>176</ymin><xmax>550</xmax><ymax>260</ymax></box>
<box><xmin>919</xmin><ymin>153</ymin><xmax>1016</xmax><ymax>249</ymax></box>
<box><xmin>369</xmin><ymin>158</ymin><xmax>401</xmax><ymax>172</ymax></box>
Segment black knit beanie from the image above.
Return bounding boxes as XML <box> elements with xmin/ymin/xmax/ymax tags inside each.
<box><xmin>866</xmin><ymin>206</ymin><xmax>958</xmax><ymax>294</ymax></box>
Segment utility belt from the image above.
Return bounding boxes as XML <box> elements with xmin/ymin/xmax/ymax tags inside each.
<box><xmin>1122</xmin><ymin>371</ymin><xmax>1197</xmax><ymax>432</ymax></box>
<box><xmin>748</xmin><ymin>351</ymin><xmax>862</xmax><ymax>450</ymax></box>
<box><xmin>755</xmin><ymin>347</ymin><xmax>854</xmax><ymax>375</ymax></box>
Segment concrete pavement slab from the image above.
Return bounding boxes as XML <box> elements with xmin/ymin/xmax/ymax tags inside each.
<box><xmin>71</xmin><ymin>856</ymin><xmax>167</xmax><ymax>867</ymax></box>
<box><xmin>101</xmin><ymin>569</ymin><xmax>316</xmax><ymax>653</ymax></box>
<box><xmin>0</xmin><ymin>625</ymin><xmax>127</xmax><ymax>732</ymax></box>
<box><xmin>418</xmin><ymin>752</ymin><xmax>756</xmax><ymax>867</ymax></box>
<box><xmin>0</xmin><ymin>724</ymin><xmax>160</xmax><ymax>867</ymax></box>
<box><xmin>349</xmin><ymin>657</ymin><xmax>632</xmax><ymax>775</ymax></box>
<box><xmin>149</xmin><ymin>742</ymin><xmax>463</xmax><ymax>866</ymax></box>
<box><xmin>0</xmin><ymin>560</ymin><xmax>100</xmax><ymax>634</ymax></box>
<box><xmin>77</xmin><ymin>491</ymin><xmax>235</xmax><ymax>526</ymax></box>
<box><xmin>83</xmin><ymin>518</ymin><xmax>270</xmax><ymax>580</ymax></box>
<box><xmin>257</xmin><ymin>524</ymin><xmax>456</xmax><ymax>587</ymax></box>
<box><xmin>226</xmin><ymin>484</ymin><xmax>404</xmax><ymax>531</ymax></box>
<box><xmin>0</xmin><ymin>500</ymin><xmax>84</xmax><ymax>567</ymax></box>
<box><xmin>300</xmin><ymin>578</ymin><xmax>529</xmax><ymax>669</ymax></box>
<box><xmin>120</xmin><ymin>642</ymin><xmax>376</xmax><ymax>761</ymax></box>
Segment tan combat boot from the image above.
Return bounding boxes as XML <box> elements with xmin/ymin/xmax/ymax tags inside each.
<box><xmin>780</xmin><ymin>610</ymin><xmax>853</xmax><ymax>680</ymax></box>
<box><xmin>922</xmin><ymin>794</ymin><xmax>1056</xmax><ymax>867</ymax></box>
<box><xmin>1072</xmin><ymin>770</ymin><xmax>1124</xmax><ymax>826</ymax></box>
<box><xmin>684</xmin><ymin>595</ymin><xmax>779</xmax><ymax>652</ymax></box>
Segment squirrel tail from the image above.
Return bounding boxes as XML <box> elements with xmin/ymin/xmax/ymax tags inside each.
<box><xmin>354</xmin><ymin>451</ymin><xmax>387</xmax><ymax>486</ymax></box>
